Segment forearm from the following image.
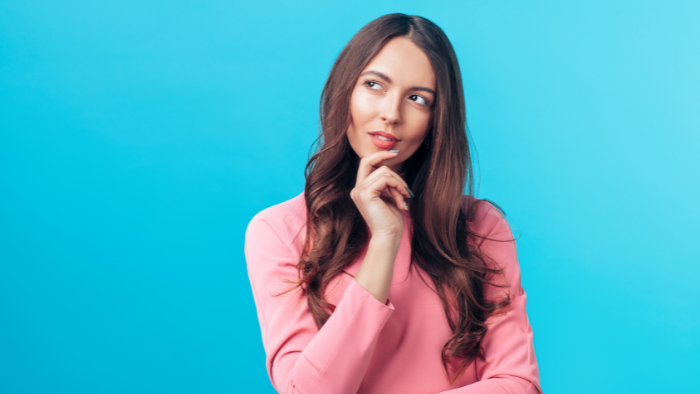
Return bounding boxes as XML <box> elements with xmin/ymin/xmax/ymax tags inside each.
<box><xmin>353</xmin><ymin>234</ymin><xmax>402</xmax><ymax>304</ymax></box>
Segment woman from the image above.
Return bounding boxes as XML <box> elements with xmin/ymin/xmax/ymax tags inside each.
<box><xmin>244</xmin><ymin>13</ymin><xmax>542</xmax><ymax>394</ymax></box>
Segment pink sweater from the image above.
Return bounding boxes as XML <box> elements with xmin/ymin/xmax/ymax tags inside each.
<box><xmin>244</xmin><ymin>191</ymin><xmax>542</xmax><ymax>394</ymax></box>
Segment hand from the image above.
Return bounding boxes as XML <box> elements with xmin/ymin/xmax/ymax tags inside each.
<box><xmin>350</xmin><ymin>150</ymin><xmax>413</xmax><ymax>238</ymax></box>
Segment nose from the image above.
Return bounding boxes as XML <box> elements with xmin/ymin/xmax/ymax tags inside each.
<box><xmin>381</xmin><ymin>93</ymin><xmax>401</xmax><ymax>126</ymax></box>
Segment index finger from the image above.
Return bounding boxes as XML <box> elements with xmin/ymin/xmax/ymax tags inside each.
<box><xmin>356</xmin><ymin>150</ymin><xmax>399</xmax><ymax>184</ymax></box>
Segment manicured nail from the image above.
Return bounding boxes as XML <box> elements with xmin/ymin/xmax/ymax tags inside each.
<box><xmin>389</xmin><ymin>150</ymin><xmax>400</xmax><ymax>153</ymax></box>
<box><xmin>405</xmin><ymin>186</ymin><xmax>415</xmax><ymax>198</ymax></box>
<box><xmin>403</xmin><ymin>201</ymin><xmax>409</xmax><ymax>210</ymax></box>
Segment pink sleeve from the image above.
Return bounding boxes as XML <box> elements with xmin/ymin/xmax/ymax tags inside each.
<box><xmin>437</xmin><ymin>203</ymin><xmax>542</xmax><ymax>394</ymax></box>
<box><xmin>244</xmin><ymin>212</ymin><xmax>396</xmax><ymax>394</ymax></box>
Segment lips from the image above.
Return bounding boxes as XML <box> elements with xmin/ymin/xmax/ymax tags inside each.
<box><xmin>368</xmin><ymin>131</ymin><xmax>400</xmax><ymax>149</ymax></box>
<box><xmin>368</xmin><ymin>131</ymin><xmax>400</xmax><ymax>141</ymax></box>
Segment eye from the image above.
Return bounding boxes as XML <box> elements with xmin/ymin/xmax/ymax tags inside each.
<box><xmin>364</xmin><ymin>80</ymin><xmax>383</xmax><ymax>90</ymax></box>
<box><xmin>410</xmin><ymin>94</ymin><xmax>431</xmax><ymax>107</ymax></box>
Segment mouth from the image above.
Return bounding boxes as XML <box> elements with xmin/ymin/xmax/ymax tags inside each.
<box><xmin>368</xmin><ymin>131</ymin><xmax>400</xmax><ymax>142</ymax></box>
<box><xmin>368</xmin><ymin>131</ymin><xmax>399</xmax><ymax>149</ymax></box>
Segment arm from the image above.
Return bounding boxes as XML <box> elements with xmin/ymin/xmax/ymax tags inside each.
<box><xmin>244</xmin><ymin>213</ymin><xmax>395</xmax><ymax>394</ymax></box>
<box><xmin>436</xmin><ymin>205</ymin><xmax>542</xmax><ymax>394</ymax></box>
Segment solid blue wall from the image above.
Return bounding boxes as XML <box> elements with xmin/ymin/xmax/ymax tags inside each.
<box><xmin>1</xmin><ymin>1</ymin><xmax>698</xmax><ymax>393</ymax></box>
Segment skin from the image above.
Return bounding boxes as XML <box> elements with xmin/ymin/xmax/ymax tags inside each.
<box><xmin>347</xmin><ymin>36</ymin><xmax>436</xmax><ymax>304</ymax></box>
<box><xmin>346</xmin><ymin>36</ymin><xmax>436</xmax><ymax>175</ymax></box>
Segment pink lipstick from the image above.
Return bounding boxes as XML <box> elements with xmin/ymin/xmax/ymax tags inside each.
<box><xmin>368</xmin><ymin>131</ymin><xmax>400</xmax><ymax>150</ymax></box>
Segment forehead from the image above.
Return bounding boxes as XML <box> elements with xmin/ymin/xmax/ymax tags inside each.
<box><xmin>362</xmin><ymin>36</ymin><xmax>436</xmax><ymax>90</ymax></box>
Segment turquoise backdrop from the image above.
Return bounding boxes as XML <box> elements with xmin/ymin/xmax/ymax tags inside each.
<box><xmin>1</xmin><ymin>1</ymin><xmax>698</xmax><ymax>393</ymax></box>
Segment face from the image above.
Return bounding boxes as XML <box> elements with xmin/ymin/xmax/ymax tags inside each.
<box><xmin>346</xmin><ymin>36</ymin><xmax>436</xmax><ymax>174</ymax></box>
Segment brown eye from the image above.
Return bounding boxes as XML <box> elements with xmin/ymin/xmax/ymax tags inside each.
<box><xmin>410</xmin><ymin>94</ymin><xmax>430</xmax><ymax>107</ymax></box>
<box><xmin>364</xmin><ymin>80</ymin><xmax>382</xmax><ymax>90</ymax></box>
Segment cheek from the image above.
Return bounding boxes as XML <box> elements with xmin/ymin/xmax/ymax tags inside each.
<box><xmin>350</xmin><ymin>92</ymin><xmax>375</xmax><ymax>126</ymax></box>
<box><xmin>406</xmin><ymin>112</ymin><xmax>432</xmax><ymax>141</ymax></box>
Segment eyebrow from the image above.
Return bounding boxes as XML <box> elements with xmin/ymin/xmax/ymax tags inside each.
<box><xmin>360</xmin><ymin>70</ymin><xmax>436</xmax><ymax>96</ymax></box>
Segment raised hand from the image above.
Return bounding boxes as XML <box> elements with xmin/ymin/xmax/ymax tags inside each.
<box><xmin>350</xmin><ymin>150</ymin><xmax>413</xmax><ymax>238</ymax></box>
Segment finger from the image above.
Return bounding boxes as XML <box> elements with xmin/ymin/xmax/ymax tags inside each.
<box><xmin>386</xmin><ymin>185</ymin><xmax>408</xmax><ymax>211</ymax></box>
<box><xmin>356</xmin><ymin>150</ymin><xmax>400</xmax><ymax>185</ymax></box>
<box><xmin>365</xmin><ymin>165</ymin><xmax>410</xmax><ymax>195</ymax></box>
<box><xmin>365</xmin><ymin>172</ymin><xmax>412</xmax><ymax>202</ymax></box>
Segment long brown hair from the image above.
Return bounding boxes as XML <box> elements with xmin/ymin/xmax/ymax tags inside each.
<box><xmin>283</xmin><ymin>13</ymin><xmax>514</xmax><ymax>383</ymax></box>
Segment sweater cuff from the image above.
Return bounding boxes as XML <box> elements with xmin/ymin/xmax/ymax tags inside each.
<box><xmin>300</xmin><ymin>277</ymin><xmax>395</xmax><ymax>393</ymax></box>
<box><xmin>349</xmin><ymin>277</ymin><xmax>396</xmax><ymax>310</ymax></box>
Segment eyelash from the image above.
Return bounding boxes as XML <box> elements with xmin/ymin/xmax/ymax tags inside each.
<box><xmin>363</xmin><ymin>80</ymin><xmax>432</xmax><ymax>107</ymax></box>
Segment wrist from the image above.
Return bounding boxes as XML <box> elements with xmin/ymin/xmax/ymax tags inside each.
<box><xmin>369</xmin><ymin>232</ymin><xmax>402</xmax><ymax>246</ymax></box>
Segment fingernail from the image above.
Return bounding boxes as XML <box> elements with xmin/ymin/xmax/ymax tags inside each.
<box><xmin>405</xmin><ymin>186</ymin><xmax>415</xmax><ymax>198</ymax></box>
<box><xmin>403</xmin><ymin>201</ymin><xmax>409</xmax><ymax>210</ymax></box>
<box><xmin>389</xmin><ymin>150</ymin><xmax>400</xmax><ymax>153</ymax></box>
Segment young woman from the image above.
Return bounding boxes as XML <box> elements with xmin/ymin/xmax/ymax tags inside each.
<box><xmin>244</xmin><ymin>13</ymin><xmax>542</xmax><ymax>394</ymax></box>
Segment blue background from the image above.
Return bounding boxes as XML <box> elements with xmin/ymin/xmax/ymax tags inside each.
<box><xmin>1</xmin><ymin>1</ymin><xmax>698</xmax><ymax>393</ymax></box>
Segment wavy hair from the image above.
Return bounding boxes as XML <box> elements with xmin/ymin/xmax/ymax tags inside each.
<box><xmin>279</xmin><ymin>13</ymin><xmax>515</xmax><ymax>383</ymax></box>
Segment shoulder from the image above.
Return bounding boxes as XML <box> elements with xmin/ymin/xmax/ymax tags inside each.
<box><xmin>462</xmin><ymin>195</ymin><xmax>522</xmax><ymax>298</ymax></box>
<box><xmin>245</xmin><ymin>191</ymin><xmax>308</xmax><ymax>249</ymax></box>
<box><xmin>462</xmin><ymin>195</ymin><xmax>513</xmax><ymax>245</ymax></box>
